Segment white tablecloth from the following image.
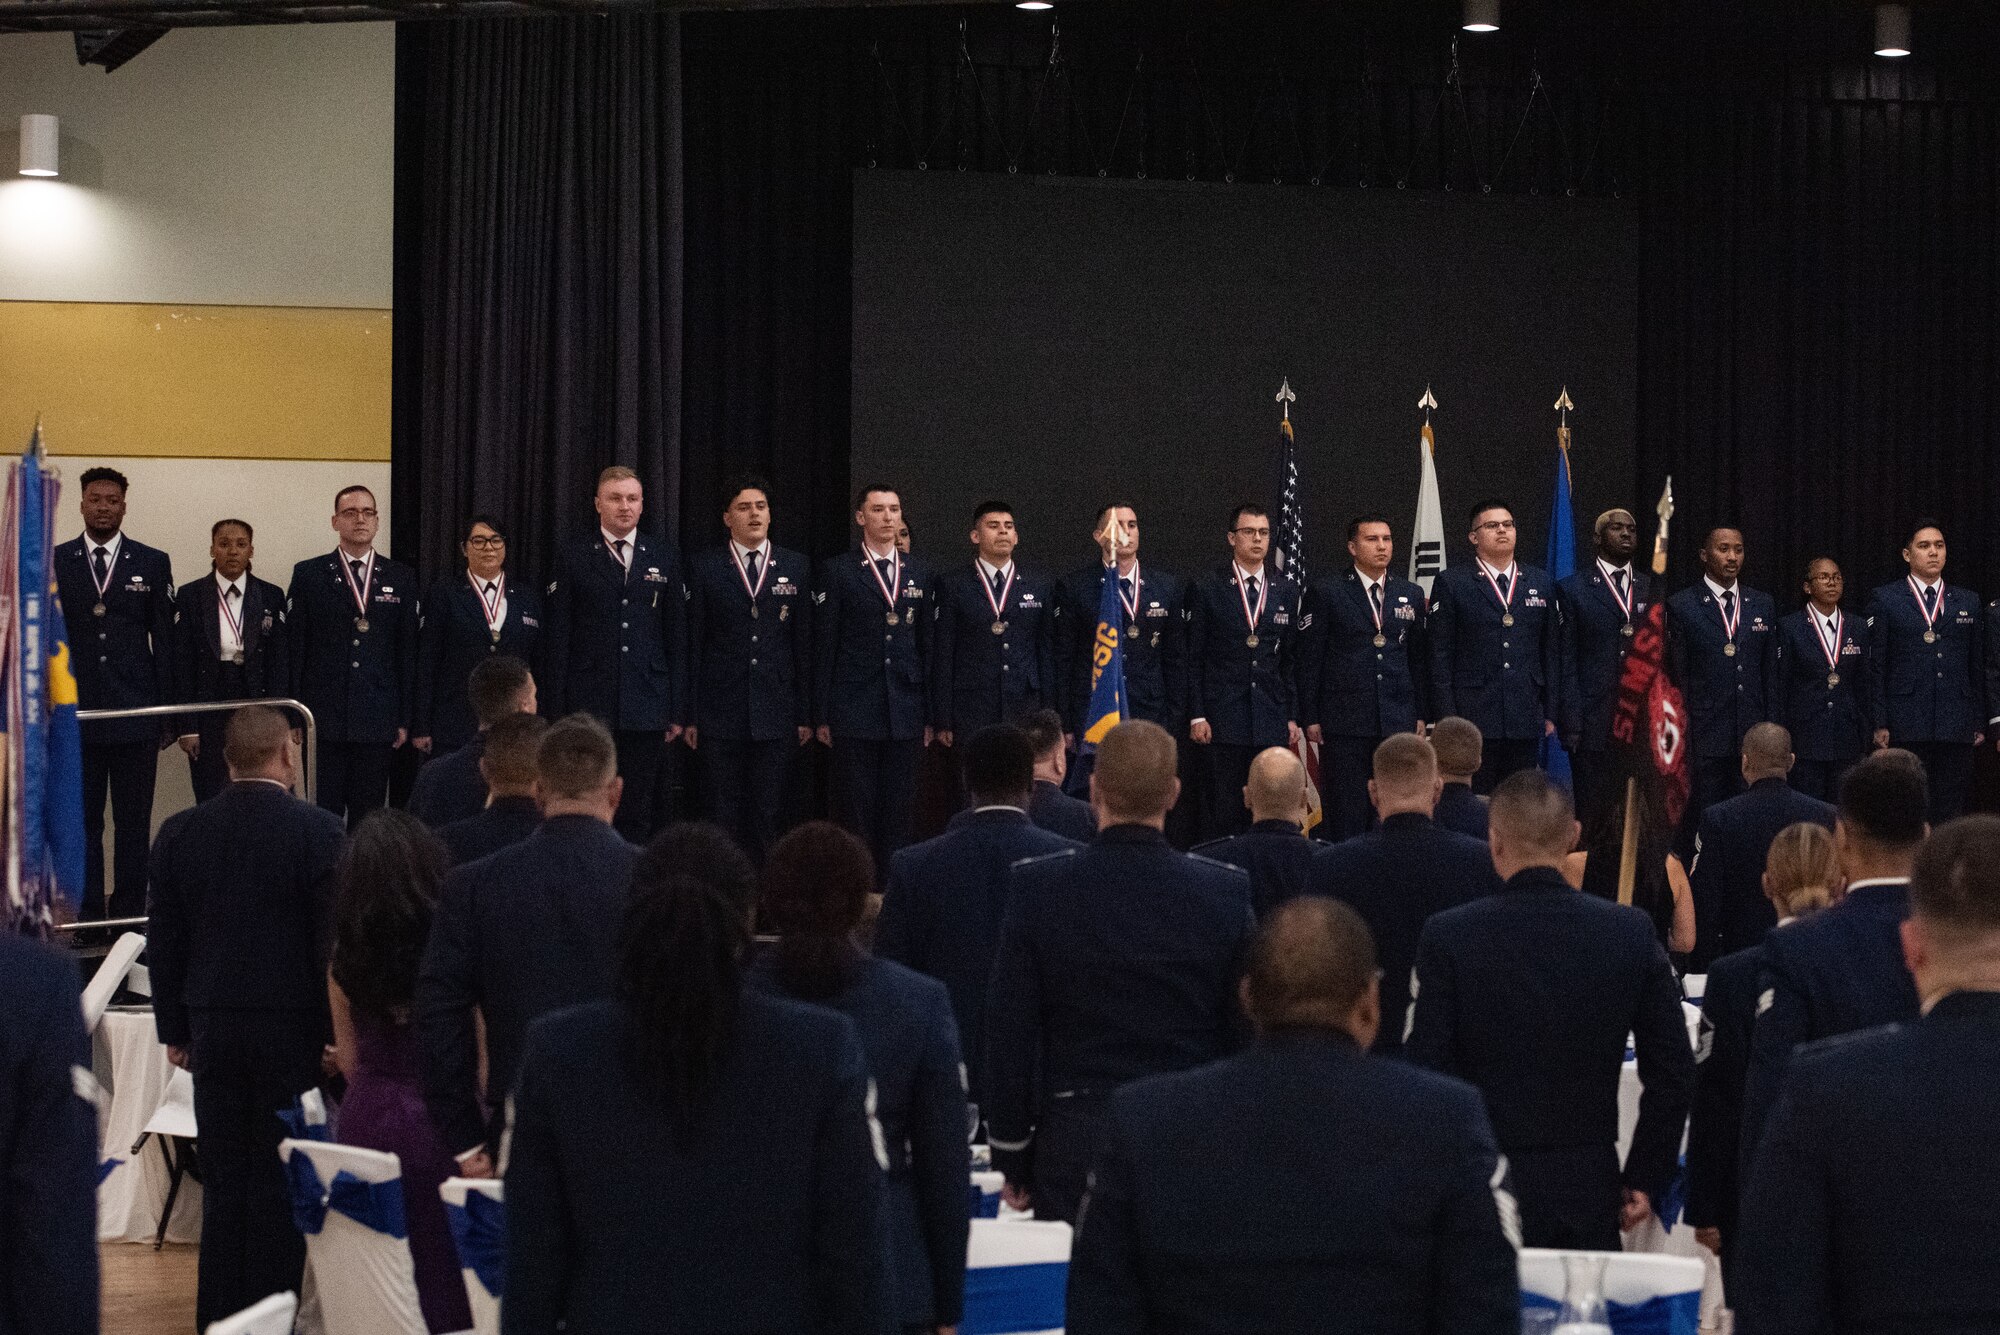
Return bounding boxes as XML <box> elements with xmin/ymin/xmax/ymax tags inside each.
<box><xmin>95</xmin><ymin>1008</ymin><xmax>201</xmax><ymax>1244</ymax></box>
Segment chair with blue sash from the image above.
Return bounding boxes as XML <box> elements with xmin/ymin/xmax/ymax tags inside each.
<box><xmin>963</xmin><ymin>1218</ymin><xmax>1070</xmax><ymax>1335</ymax></box>
<box><xmin>970</xmin><ymin>1170</ymin><xmax>1005</xmax><ymax>1219</ymax></box>
<box><xmin>440</xmin><ymin>1176</ymin><xmax>505</xmax><ymax>1335</ymax></box>
<box><xmin>204</xmin><ymin>1290</ymin><xmax>297</xmax><ymax>1335</ymax></box>
<box><xmin>280</xmin><ymin>1139</ymin><xmax>427</xmax><ymax>1335</ymax></box>
<box><xmin>1519</xmin><ymin>1248</ymin><xmax>1704</xmax><ymax>1335</ymax></box>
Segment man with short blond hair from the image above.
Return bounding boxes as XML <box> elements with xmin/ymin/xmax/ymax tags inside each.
<box><xmin>542</xmin><ymin>467</ymin><xmax>687</xmax><ymax>841</ymax></box>
<box><xmin>1430</xmin><ymin>715</ymin><xmax>1489</xmax><ymax>841</ymax></box>
<box><xmin>986</xmin><ymin>720</ymin><xmax>1254</xmax><ymax>1223</ymax></box>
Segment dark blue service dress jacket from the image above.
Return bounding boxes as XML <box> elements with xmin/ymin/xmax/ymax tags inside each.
<box><xmin>541</xmin><ymin>532</ymin><xmax>686</xmax><ymax>732</ymax></box>
<box><xmin>55</xmin><ymin>533</ymin><xmax>174</xmax><ymax>745</ymax></box>
<box><xmin>812</xmin><ymin>548</ymin><xmax>933</xmax><ymax>742</ymax></box>
<box><xmin>685</xmin><ymin>542</ymin><xmax>812</xmax><ymax>741</ymax></box>
<box><xmin>930</xmin><ymin>561</ymin><xmax>1056</xmax><ymax>733</ymax></box>
<box><xmin>502</xmin><ymin>993</ymin><xmax>888</xmax><ymax>1335</ymax></box>
<box><xmin>286</xmin><ymin>550</ymin><xmax>419</xmax><ymax>746</ymax></box>
<box><xmin>1191</xmin><ymin>819</ymin><xmax>1318</xmax><ymax>918</ymax></box>
<box><xmin>1298</xmin><ymin>568</ymin><xmax>1430</xmax><ymax>739</ymax></box>
<box><xmin>1666</xmin><ymin>582</ymin><xmax>1778</xmax><ymax>760</ymax></box>
<box><xmin>1864</xmin><ymin>577</ymin><xmax>1984</xmax><ymax>743</ymax></box>
<box><xmin>1772</xmin><ymin>607</ymin><xmax>1871</xmax><ymax>763</ymax></box>
<box><xmin>1052</xmin><ymin>562</ymin><xmax>1188</xmax><ymax>733</ymax></box>
<box><xmin>1555</xmin><ymin>563</ymin><xmax>1658</xmax><ymax>749</ymax></box>
<box><xmin>1186</xmin><ymin>564</ymin><xmax>1302</xmax><ymax>747</ymax></box>
<box><xmin>413</xmin><ymin>571</ymin><xmax>542</xmax><ymax>751</ymax></box>
<box><xmin>1426</xmin><ymin>562</ymin><xmax>1557</xmax><ymax>741</ymax></box>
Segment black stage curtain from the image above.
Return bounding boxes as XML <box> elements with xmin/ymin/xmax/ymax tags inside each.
<box><xmin>391</xmin><ymin>15</ymin><xmax>681</xmax><ymax>582</ymax></box>
<box><xmin>395</xmin><ymin>0</ymin><xmax>2000</xmax><ymax>603</ymax></box>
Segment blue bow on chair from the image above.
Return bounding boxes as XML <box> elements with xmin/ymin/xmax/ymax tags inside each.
<box><xmin>285</xmin><ymin>1153</ymin><xmax>409</xmax><ymax>1240</ymax></box>
<box><xmin>446</xmin><ymin>1191</ymin><xmax>507</xmax><ymax>1297</ymax></box>
<box><xmin>1521</xmin><ymin>1289</ymin><xmax>1700</xmax><ymax>1335</ymax></box>
<box><xmin>277</xmin><ymin>1092</ymin><xmax>332</xmax><ymax>1143</ymax></box>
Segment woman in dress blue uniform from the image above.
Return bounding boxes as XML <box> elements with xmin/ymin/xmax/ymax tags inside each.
<box><xmin>413</xmin><ymin>515</ymin><xmax>541</xmax><ymax>758</ymax></box>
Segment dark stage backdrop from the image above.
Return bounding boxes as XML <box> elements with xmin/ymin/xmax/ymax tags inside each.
<box><xmin>852</xmin><ymin>170</ymin><xmax>1635</xmax><ymax>578</ymax></box>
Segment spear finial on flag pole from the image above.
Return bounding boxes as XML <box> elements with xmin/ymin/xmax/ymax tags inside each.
<box><xmin>1275</xmin><ymin>377</ymin><xmax>1295</xmax><ymax>422</ymax></box>
<box><xmin>1652</xmin><ymin>475</ymin><xmax>1675</xmax><ymax>577</ymax></box>
<box><xmin>1419</xmin><ymin>384</ymin><xmax>1438</xmax><ymax>425</ymax></box>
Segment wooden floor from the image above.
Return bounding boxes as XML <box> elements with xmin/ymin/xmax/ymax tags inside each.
<box><xmin>101</xmin><ymin>1242</ymin><xmax>197</xmax><ymax>1335</ymax></box>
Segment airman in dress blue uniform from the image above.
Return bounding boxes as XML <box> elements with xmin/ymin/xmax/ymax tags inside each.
<box><xmin>1866</xmin><ymin>522</ymin><xmax>1983</xmax><ymax>822</ymax></box>
<box><xmin>1772</xmin><ymin>558</ymin><xmax>1870</xmax><ymax>801</ymax></box>
<box><xmin>1556</xmin><ymin>509</ymin><xmax>1657</xmax><ymax>829</ymax></box>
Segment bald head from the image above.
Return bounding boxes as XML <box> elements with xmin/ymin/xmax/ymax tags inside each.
<box><xmin>1488</xmin><ymin>769</ymin><xmax>1580</xmax><ymax>880</ymax></box>
<box><xmin>1369</xmin><ymin>733</ymin><xmax>1441</xmax><ymax>818</ymax></box>
<box><xmin>1090</xmin><ymin>720</ymin><xmax>1180</xmax><ymax>828</ymax></box>
<box><xmin>1241</xmin><ymin>897</ymin><xmax>1381</xmax><ymax>1044</ymax></box>
<box><xmin>1742</xmin><ymin>722</ymin><xmax>1794</xmax><ymax>782</ymax></box>
<box><xmin>1245</xmin><ymin>747</ymin><xmax>1307</xmax><ymax>824</ymax></box>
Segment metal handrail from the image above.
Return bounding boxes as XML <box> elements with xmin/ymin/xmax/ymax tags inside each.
<box><xmin>49</xmin><ymin>697</ymin><xmax>318</xmax><ymax>936</ymax></box>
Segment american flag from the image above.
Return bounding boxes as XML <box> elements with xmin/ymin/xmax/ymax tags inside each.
<box><xmin>1272</xmin><ymin>381</ymin><xmax>1322</xmax><ymax>832</ymax></box>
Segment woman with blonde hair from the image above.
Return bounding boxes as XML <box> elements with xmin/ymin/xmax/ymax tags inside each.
<box><xmin>1684</xmin><ymin>819</ymin><xmax>1840</xmax><ymax>1283</ymax></box>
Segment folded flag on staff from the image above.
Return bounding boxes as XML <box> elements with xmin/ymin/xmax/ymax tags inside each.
<box><xmin>1410</xmin><ymin>387</ymin><xmax>1446</xmax><ymax>597</ymax></box>
<box><xmin>1080</xmin><ymin>525</ymin><xmax>1128</xmax><ymax>752</ymax></box>
<box><xmin>1610</xmin><ymin>480</ymin><xmax>1690</xmax><ymax>910</ymax></box>
<box><xmin>1272</xmin><ymin>379</ymin><xmax>1323</xmax><ymax>832</ymax></box>
<box><xmin>3</xmin><ymin>421</ymin><xmax>88</xmax><ymax>937</ymax></box>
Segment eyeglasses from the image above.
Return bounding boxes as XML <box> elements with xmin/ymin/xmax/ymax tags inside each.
<box><xmin>465</xmin><ymin>536</ymin><xmax>506</xmax><ymax>548</ymax></box>
<box><xmin>1233</xmin><ymin>527</ymin><xmax>1272</xmax><ymax>539</ymax></box>
<box><xmin>1476</xmin><ymin>520</ymin><xmax>1517</xmax><ymax>532</ymax></box>
<box><xmin>338</xmin><ymin>508</ymin><xmax>378</xmax><ymax>521</ymax></box>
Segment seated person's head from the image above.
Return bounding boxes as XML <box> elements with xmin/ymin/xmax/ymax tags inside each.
<box><xmin>1486</xmin><ymin>770</ymin><xmax>1578</xmax><ymax>878</ymax></box>
<box><xmin>1904</xmin><ymin>814</ymin><xmax>2000</xmax><ymax>1001</ymax></box>
<box><xmin>1369</xmin><ymin>733</ymin><xmax>1441</xmax><ymax>818</ymax></box>
<box><xmin>467</xmin><ymin>655</ymin><xmax>536</xmax><ymax>730</ymax></box>
<box><xmin>1241</xmin><ymin>897</ymin><xmax>1380</xmax><ymax>1047</ymax></box>
<box><xmin>536</xmin><ymin>713</ymin><xmax>622</xmax><ymax>819</ymax></box>
<box><xmin>1762</xmin><ymin>820</ymin><xmax>1840</xmax><ymax>920</ymax></box>
<box><xmin>761</xmin><ymin>821</ymin><xmax>875</xmax><ymax>999</ymax></box>
<box><xmin>1741</xmin><ymin>722</ymin><xmax>1794</xmax><ymax>783</ymax></box>
<box><xmin>1429</xmin><ymin>717</ymin><xmax>1482</xmax><ymax>783</ymax></box>
<box><xmin>480</xmin><ymin>713</ymin><xmax>549</xmax><ymax>799</ymax></box>
<box><xmin>962</xmin><ymin>725</ymin><xmax>1035</xmax><ymax>810</ymax></box>
<box><xmin>1245</xmin><ymin>747</ymin><xmax>1307</xmax><ymax>824</ymax></box>
<box><xmin>1018</xmin><ymin>708</ymin><xmax>1067</xmax><ymax>783</ymax></box>
<box><xmin>332</xmin><ymin>810</ymin><xmax>450</xmax><ymax>1024</ymax></box>
<box><xmin>1836</xmin><ymin>750</ymin><xmax>1928</xmax><ymax>876</ymax></box>
<box><xmin>1089</xmin><ymin>720</ymin><xmax>1179</xmax><ymax>829</ymax></box>
<box><xmin>224</xmin><ymin>704</ymin><xmax>296</xmax><ymax>785</ymax></box>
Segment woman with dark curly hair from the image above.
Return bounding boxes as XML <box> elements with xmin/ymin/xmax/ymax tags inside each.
<box><xmin>753</xmin><ymin>821</ymin><xmax>970</xmax><ymax>1335</ymax></box>
<box><xmin>504</xmin><ymin>823</ymin><xmax>890</xmax><ymax>1334</ymax></box>
<box><xmin>327</xmin><ymin>809</ymin><xmax>471</xmax><ymax>1334</ymax></box>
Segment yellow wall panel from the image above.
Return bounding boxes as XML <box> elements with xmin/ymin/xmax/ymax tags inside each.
<box><xmin>0</xmin><ymin>301</ymin><xmax>390</xmax><ymax>461</ymax></box>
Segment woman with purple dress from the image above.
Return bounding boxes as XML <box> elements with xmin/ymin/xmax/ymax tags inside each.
<box><xmin>328</xmin><ymin>810</ymin><xmax>474</xmax><ymax>1334</ymax></box>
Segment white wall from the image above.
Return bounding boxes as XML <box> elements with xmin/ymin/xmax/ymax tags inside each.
<box><xmin>0</xmin><ymin>25</ymin><xmax>393</xmax><ymax>307</ymax></box>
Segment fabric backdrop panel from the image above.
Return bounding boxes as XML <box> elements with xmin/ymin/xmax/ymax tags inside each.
<box><xmin>391</xmin><ymin>14</ymin><xmax>681</xmax><ymax>584</ymax></box>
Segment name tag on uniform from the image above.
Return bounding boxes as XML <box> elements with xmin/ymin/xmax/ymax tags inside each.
<box><xmin>1524</xmin><ymin>592</ymin><xmax>1547</xmax><ymax>608</ymax></box>
<box><xmin>904</xmin><ymin>586</ymin><xmax>925</xmax><ymax>599</ymax></box>
<box><xmin>1273</xmin><ymin>611</ymin><xmax>1290</xmax><ymax>625</ymax></box>
<box><xmin>1396</xmin><ymin>604</ymin><xmax>1416</xmax><ymax>621</ymax></box>
<box><xmin>773</xmin><ymin>578</ymin><xmax>799</xmax><ymax>595</ymax></box>
<box><xmin>1145</xmin><ymin>605</ymin><xmax>1168</xmax><ymax>618</ymax></box>
<box><xmin>522</xmin><ymin>615</ymin><xmax>540</xmax><ymax>628</ymax></box>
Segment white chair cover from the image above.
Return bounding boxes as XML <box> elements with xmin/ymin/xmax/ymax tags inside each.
<box><xmin>81</xmin><ymin>933</ymin><xmax>146</xmax><ymax>1033</ymax></box>
<box><xmin>205</xmin><ymin>1290</ymin><xmax>297</xmax><ymax>1335</ymax></box>
<box><xmin>439</xmin><ymin>1177</ymin><xmax>504</xmax><ymax>1335</ymax></box>
<box><xmin>1680</xmin><ymin>973</ymin><xmax>1706</xmax><ymax>1005</ymax></box>
<box><xmin>965</xmin><ymin>1218</ymin><xmax>1070</xmax><ymax>1335</ymax></box>
<box><xmin>971</xmin><ymin>1170</ymin><xmax>1005</xmax><ymax>1217</ymax></box>
<box><xmin>1520</xmin><ymin>1248</ymin><xmax>1703</xmax><ymax>1333</ymax></box>
<box><xmin>279</xmin><ymin>1140</ymin><xmax>427</xmax><ymax>1335</ymax></box>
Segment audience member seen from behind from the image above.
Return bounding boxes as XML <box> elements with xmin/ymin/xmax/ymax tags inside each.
<box><xmin>1735</xmin><ymin>814</ymin><xmax>2000</xmax><ymax>1334</ymax></box>
<box><xmin>1429</xmin><ymin>716</ymin><xmax>1490</xmax><ymax>842</ymax></box>
<box><xmin>437</xmin><ymin>712</ymin><xmax>548</xmax><ymax>866</ymax></box>
<box><xmin>328</xmin><ymin>810</ymin><xmax>474</xmax><ymax>1335</ymax></box>
<box><xmin>1563</xmin><ymin>800</ymin><xmax>1697</xmax><ymax>954</ymax></box>
<box><xmin>1685</xmin><ymin>820</ymin><xmax>1839</xmax><ymax>1282</ymax></box>
<box><xmin>1740</xmin><ymin>749</ymin><xmax>1926</xmax><ymax>1163</ymax></box>
<box><xmin>755</xmin><ymin>822</ymin><xmax>969</xmax><ymax>1335</ymax></box>
<box><xmin>504</xmin><ymin>825</ymin><xmax>887</xmax><ymax>1335</ymax></box>
<box><xmin>1068</xmin><ymin>896</ymin><xmax>1521</xmax><ymax>1335</ymax></box>
<box><xmin>408</xmin><ymin>654</ymin><xmax>537</xmax><ymax>830</ymax></box>
<box><xmin>1190</xmin><ymin>747</ymin><xmax>1318</xmax><ymax>917</ymax></box>
<box><xmin>1405</xmin><ymin>770</ymin><xmax>1693</xmax><ymax>1249</ymax></box>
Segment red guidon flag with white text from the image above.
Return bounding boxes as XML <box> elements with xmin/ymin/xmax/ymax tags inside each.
<box><xmin>1609</xmin><ymin>602</ymin><xmax>1690</xmax><ymax>827</ymax></box>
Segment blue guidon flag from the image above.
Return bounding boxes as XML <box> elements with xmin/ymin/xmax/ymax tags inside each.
<box><xmin>4</xmin><ymin>421</ymin><xmax>88</xmax><ymax>936</ymax></box>
<box><xmin>1080</xmin><ymin>556</ymin><xmax>1127</xmax><ymax>751</ymax></box>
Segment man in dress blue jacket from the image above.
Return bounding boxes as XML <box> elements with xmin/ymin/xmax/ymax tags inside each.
<box><xmin>985</xmin><ymin>720</ymin><xmax>1255</xmax><ymax>1223</ymax></box>
<box><xmin>1051</xmin><ymin>503</ymin><xmax>1187</xmax><ymax>745</ymax></box>
<box><xmin>540</xmin><ymin>466</ymin><xmax>687</xmax><ymax>842</ymax></box>
<box><xmin>1735</xmin><ymin>814</ymin><xmax>2000</xmax><ymax>1334</ymax></box>
<box><xmin>407</xmin><ymin>656</ymin><xmax>536</xmax><ymax>829</ymax></box>
<box><xmin>684</xmin><ymin>475</ymin><xmax>812</xmax><ymax>863</ymax></box>
<box><xmin>1068</xmin><ymin>896</ymin><xmax>1520</xmax><ymax>1335</ymax></box>
<box><xmin>1298</xmin><ymin>515</ymin><xmax>1429</xmax><ymax>841</ymax></box>
<box><xmin>876</xmin><ymin>724</ymin><xmax>1078</xmax><ymax>1105</ymax></box>
<box><xmin>287</xmin><ymin>484</ymin><xmax>418</xmax><ymax>829</ymax></box>
<box><xmin>1686</xmin><ymin>723</ymin><xmax>1835</xmax><ymax>969</ymax></box>
<box><xmin>1192</xmin><ymin>746</ymin><xmax>1318</xmax><ymax>917</ymax></box>
<box><xmin>1426</xmin><ymin>500</ymin><xmax>1556</xmax><ymax>791</ymax></box>
<box><xmin>1431</xmin><ymin>716</ymin><xmax>1491</xmax><ymax>841</ymax></box>
<box><xmin>813</xmin><ymin>484</ymin><xmax>934</xmax><ymax>875</ymax></box>
<box><xmin>1187</xmin><ymin>503</ymin><xmax>1302</xmax><ymax>840</ymax></box>
<box><xmin>0</xmin><ymin>932</ymin><xmax>100</xmax><ymax>1335</ymax></box>
<box><xmin>1867</xmin><ymin>521</ymin><xmax>1983</xmax><ymax>822</ymax></box>
<box><xmin>56</xmin><ymin>466</ymin><xmax>175</xmax><ymax>920</ymax></box>
<box><xmin>1773</xmin><ymin>557</ymin><xmax>1870</xmax><ymax>801</ymax></box>
<box><xmin>1556</xmin><ymin>508</ymin><xmax>1657</xmax><ymax>830</ymax></box>
<box><xmin>1407</xmin><ymin>770</ymin><xmax>1693</xmax><ymax>1249</ymax></box>
<box><xmin>931</xmin><ymin>500</ymin><xmax>1055</xmax><ymax>748</ymax></box>
<box><xmin>1667</xmin><ymin>526</ymin><xmax>1777</xmax><ymax>844</ymax></box>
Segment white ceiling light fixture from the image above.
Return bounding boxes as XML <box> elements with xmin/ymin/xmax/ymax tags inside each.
<box><xmin>1874</xmin><ymin>3</ymin><xmax>1912</xmax><ymax>56</ymax></box>
<box><xmin>1462</xmin><ymin>0</ymin><xmax>1500</xmax><ymax>33</ymax></box>
<box><xmin>1015</xmin><ymin>1</ymin><xmax>1053</xmax><ymax>9</ymax></box>
<box><xmin>18</xmin><ymin>114</ymin><xmax>58</xmax><ymax>178</ymax></box>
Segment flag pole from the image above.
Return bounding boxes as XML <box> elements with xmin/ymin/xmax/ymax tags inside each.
<box><xmin>1618</xmin><ymin>476</ymin><xmax>1675</xmax><ymax>908</ymax></box>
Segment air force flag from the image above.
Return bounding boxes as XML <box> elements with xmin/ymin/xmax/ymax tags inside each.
<box><xmin>1081</xmin><ymin>564</ymin><xmax>1127</xmax><ymax>750</ymax></box>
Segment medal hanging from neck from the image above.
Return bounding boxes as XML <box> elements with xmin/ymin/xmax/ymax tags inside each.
<box><xmin>219</xmin><ymin>582</ymin><xmax>246</xmax><ymax>665</ymax></box>
<box><xmin>342</xmin><ymin>551</ymin><xmax>375</xmax><ymax>634</ymax></box>
<box><xmin>982</xmin><ymin>562</ymin><xmax>1014</xmax><ymax>636</ymax></box>
<box><xmin>735</xmin><ymin>546</ymin><xmax>770</xmax><ymax>621</ymax></box>
<box><xmin>1237</xmin><ymin>565</ymin><xmax>1267</xmax><ymax>649</ymax></box>
<box><xmin>1481</xmin><ymin>562</ymin><xmax>1518</xmax><ymax>628</ymax></box>
<box><xmin>88</xmin><ymin>545</ymin><xmax>113</xmax><ymax>617</ymax></box>
<box><xmin>1908</xmin><ymin>575</ymin><xmax>1944</xmax><ymax>644</ymax></box>
<box><xmin>1365</xmin><ymin>580</ymin><xmax>1387</xmax><ymax>649</ymax></box>
<box><xmin>1815</xmin><ymin>608</ymin><xmax>1844</xmax><ymax>689</ymax></box>
<box><xmin>472</xmin><ymin>570</ymin><xmax>505</xmax><ymax>644</ymax></box>
<box><xmin>1115</xmin><ymin>562</ymin><xmax>1142</xmax><ymax>626</ymax></box>
<box><xmin>1716</xmin><ymin>587</ymin><xmax>1740</xmax><ymax>656</ymax></box>
<box><xmin>1600</xmin><ymin>560</ymin><xmax>1636</xmax><ymax>638</ymax></box>
<box><xmin>868</xmin><ymin>548</ymin><xmax>903</xmax><ymax>627</ymax></box>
